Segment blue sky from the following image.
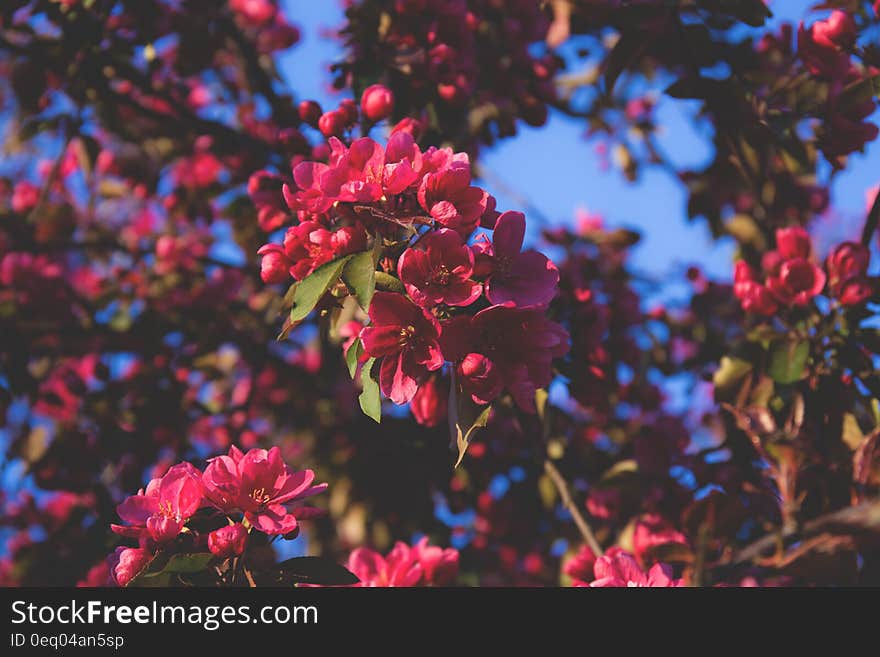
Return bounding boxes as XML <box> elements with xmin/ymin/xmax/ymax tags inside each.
<box><xmin>280</xmin><ymin>0</ymin><xmax>880</xmax><ymax>289</ymax></box>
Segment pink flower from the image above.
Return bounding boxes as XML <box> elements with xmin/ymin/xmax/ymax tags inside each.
<box><xmin>418</xmin><ymin>158</ymin><xmax>493</xmax><ymax>235</ymax></box>
<box><xmin>398</xmin><ymin>229</ymin><xmax>482</xmax><ymax>307</ymax></box>
<box><xmin>411</xmin><ymin>537</ymin><xmax>459</xmax><ymax>585</ymax></box>
<box><xmin>248</xmin><ymin>171</ymin><xmax>289</xmax><ymax>232</ymax></box>
<box><xmin>410</xmin><ymin>375</ymin><xmax>448</xmax><ymax>427</ymax></box>
<box><xmin>382</xmin><ymin>132</ymin><xmax>422</xmax><ymax>195</ymax></box>
<box><xmin>111</xmin><ymin>463</ymin><xmax>203</xmax><ymax>544</ymax></box>
<box><xmin>271</xmin><ymin>220</ymin><xmax>365</xmax><ymax>281</ymax></box>
<box><xmin>474</xmin><ymin>210</ymin><xmax>559</xmax><ymax>307</ymax></box>
<box><xmin>736</xmin><ymin>279</ymin><xmax>779</xmax><ymax>316</ymax></box>
<box><xmin>390</xmin><ymin>116</ymin><xmax>425</xmax><ymax>141</ymax></box>
<box><xmin>797</xmin><ymin>21</ymin><xmax>851</xmax><ymax>79</ymax></box>
<box><xmin>456</xmin><ymin>352</ymin><xmax>503</xmax><ymax>405</ymax></box>
<box><xmin>775</xmin><ymin>226</ymin><xmax>812</xmax><ymax>260</ymax></box>
<box><xmin>838</xmin><ymin>278</ymin><xmax>873</xmax><ymax>306</ymax></box>
<box><xmin>257</xmin><ymin>244</ymin><xmax>292</xmax><ymax>284</ymax></box>
<box><xmin>107</xmin><ymin>547</ymin><xmax>153</xmax><ymax>587</ymax></box>
<box><xmin>588</xmin><ymin>550</ymin><xmax>683</xmax><ymax>587</ymax></box>
<box><xmin>173</xmin><ymin>151</ymin><xmax>223</xmax><ymax>189</ymax></box>
<box><xmin>586</xmin><ymin>487</ymin><xmax>620</xmax><ymax>520</ymax></box>
<box><xmin>203</xmin><ymin>446</ymin><xmax>326</xmax><ymax>536</ymax></box>
<box><xmin>632</xmin><ymin>514</ymin><xmax>688</xmax><ymax>564</ymax></box>
<box><xmin>230</xmin><ymin>0</ymin><xmax>276</xmax><ymax>25</ymax></box>
<box><xmin>827</xmin><ymin>241</ymin><xmax>870</xmax><ymax>302</ymax></box>
<box><xmin>77</xmin><ymin>561</ymin><xmax>112</xmax><ymax>587</ymax></box>
<box><xmin>811</xmin><ymin>10</ymin><xmax>856</xmax><ymax>50</ymax></box>
<box><xmin>766</xmin><ymin>258</ymin><xmax>826</xmax><ymax>306</ymax></box>
<box><xmin>323</xmin><ymin>137</ymin><xmax>385</xmax><ymax>203</ymax></box>
<box><xmin>346</xmin><ymin>545</ymin><xmax>423</xmax><ymax>587</ymax></box>
<box><xmin>440</xmin><ymin>304</ymin><xmax>569</xmax><ymax>410</ymax></box>
<box><xmin>208</xmin><ymin>523</ymin><xmax>248</xmax><ymax>558</ymax></box>
<box><xmin>11</xmin><ymin>181</ymin><xmax>39</xmax><ymax>213</ymax></box>
<box><xmin>284</xmin><ymin>162</ymin><xmax>335</xmax><ymax>215</ymax></box>
<box><xmin>563</xmin><ymin>545</ymin><xmax>597</xmax><ymax>586</ymax></box>
<box><xmin>359</xmin><ymin>292</ymin><xmax>444</xmax><ymax>404</ymax></box>
<box><xmin>361</xmin><ymin>84</ymin><xmax>395</xmax><ymax>122</ymax></box>
<box><xmin>346</xmin><ymin>539</ymin><xmax>458</xmax><ymax>587</ymax></box>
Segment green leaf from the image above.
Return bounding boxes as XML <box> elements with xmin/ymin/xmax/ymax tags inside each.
<box><xmin>359</xmin><ymin>357</ymin><xmax>381</xmax><ymax>423</ymax></box>
<box><xmin>160</xmin><ymin>552</ymin><xmax>214</xmax><ymax>573</ymax></box>
<box><xmin>341</xmin><ymin>250</ymin><xmax>377</xmax><ymax>311</ymax></box>
<box><xmin>288</xmin><ymin>255</ymin><xmax>353</xmax><ymax>326</ymax></box>
<box><xmin>768</xmin><ymin>340</ymin><xmax>809</xmax><ymax>385</ymax></box>
<box><xmin>268</xmin><ymin>557</ymin><xmax>360</xmax><ymax>586</ymax></box>
<box><xmin>713</xmin><ymin>356</ymin><xmax>753</xmax><ymax>392</ymax></box>
<box><xmin>126</xmin><ymin>552</ymin><xmax>213</xmax><ymax>587</ymax></box>
<box><xmin>374</xmin><ymin>271</ymin><xmax>406</xmax><ymax>294</ymax></box>
<box><xmin>448</xmin><ymin>372</ymin><xmax>492</xmax><ymax>468</ymax></box>
<box><xmin>345</xmin><ymin>337</ymin><xmax>364</xmax><ymax>379</ymax></box>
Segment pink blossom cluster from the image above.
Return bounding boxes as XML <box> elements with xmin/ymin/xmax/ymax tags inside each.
<box><xmin>734</xmin><ymin>226</ymin><xmax>872</xmax><ymax>316</ymax></box>
<box><xmin>107</xmin><ymin>446</ymin><xmax>325</xmax><ymax>585</ymax></box>
<box><xmin>255</xmin><ymin>133</ymin><xmax>568</xmax><ymax>412</ymax></box>
<box><xmin>343</xmin><ymin>538</ymin><xmax>459</xmax><ymax>587</ymax></box>
<box><xmin>797</xmin><ymin>10</ymin><xmax>879</xmax><ymax>160</ymax></box>
<box><xmin>565</xmin><ymin>546</ymin><xmax>684</xmax><ymax>588</ymax></box>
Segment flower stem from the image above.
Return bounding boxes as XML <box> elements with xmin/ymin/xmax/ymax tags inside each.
<box><xmin>543</xmin><ymin>459</ymin><xmax>603</xmax><ymax>557</ymax></box>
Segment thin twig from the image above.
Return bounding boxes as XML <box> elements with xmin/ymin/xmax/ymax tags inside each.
<box><xmin>729</xmin><ymin>497</ymin><xmax>880</xmax><ymax>566</ymax></box>
<box><xmin>860</xmin><ymin>186</ymin><xmax>880</xmax><ymax>247</ymax></box>
<box><xmin>242</xmin><ymin>565</ymin><xmax>257</xmax><ymax>588</ymax></box>
<box><xmin>543</xmin><ymin>459</ymin><xmax>603</xmax><ymax>556</ymax></box>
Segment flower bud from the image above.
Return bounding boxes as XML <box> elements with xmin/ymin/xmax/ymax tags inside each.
<box><xmin>108</xmin><ymin>547</ymin><xmax>152</xmax><ymax>587</ymax></box>
<box><xmin>318</xmin><ymin>110</ymin><xmax>346</xmax><ymax>138</ymax></box>
<box><xmin>775</xmin><ymin>226</ymin><xmax>812</xmax><ymax>260</ymax></box>
<box><xmin>360</xmin><ymin>84</ymin><xmax>394</xmax><ymax>122</ymax></box>
<box><xmin>812</xmin><ymin>10</ymin><xmax>856</xmax><ymax>49</ymax></box>
<box><xmin>208</xmin><ymin>523</ymin><xmax>248</xmax><ymax>558</ymax></box>
<box><xmin>298</xmin><ymin>100</ymin><xmax>322</xmax><ymax>126</ymax></box>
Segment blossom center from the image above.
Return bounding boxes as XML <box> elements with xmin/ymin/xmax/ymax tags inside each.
<box><xmin>495</xmin><ymin>254</ymin><xmax>512</xmax><ymax>276</ymax></box>
<box><xmin>398</xmin><ymin>325</ymin><xmax>416</xmax><ymax>346</ymax></box>
<box><xmin>157</xmin><ymin>500</ymin><xmax>177</xmax><ymax>519</ymax></box>
<box><xmin>250</xmin><ymin>487</ymin><xmax>272</xmax><ymax>506</ymax></box>
<box><xmin>430</xmin><ymin>265</ymin><xmax>451</xmax><ymax>286</ymax></box>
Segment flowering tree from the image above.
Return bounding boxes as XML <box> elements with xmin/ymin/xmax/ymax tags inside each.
<box><xmin>1</xmin><ymin>0</ymin><xmax>879</xmax><ymax>587</ymax></box>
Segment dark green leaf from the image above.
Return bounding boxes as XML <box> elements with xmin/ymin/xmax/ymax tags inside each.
<box><xmin>359</xmin><ymin>357</ymin><xmax>381</xmax><ymax>423</ymax></box>
<box><xmin>768</xmin><ymin>340</ymin><xmax>809</xmax><ymax>385</ymax></box>
<box><xmin>341</xmin><ymin>250</ymin><xmax>377</xmax><ymax>311</ymax></box>
<box><xmin>288</xmin><ymin>255</ymin><xmax>353</xmax><ymax>326</ymax></box>
<box><xmin>269</xmin><ymin>557</ymin><xmax>360</xmax><ymax>586</ymax></box>
<box><xmin>449</xmin><ymin>372</ymin><xmax>492</xmax><ymax>467</ymax></box>
<box><xmin>345</xmin><ymin>337</ymin><xmax>364</xmax><ymax>379</ymax></box>
<box><xmin>126</xmin><ymin>552</ymin><xmax>213</xmax><ymax>587</ymax></box>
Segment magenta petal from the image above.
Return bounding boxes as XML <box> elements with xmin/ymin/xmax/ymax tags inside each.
<box><xmin>246</xmin><ymin>505</ymin><xmax>298</xmax><ymax>536</ymax></box>
<box><xmin>271</xmin><ymin>469</ymin><xmax>315</xmax><ymax>505</ymax></box>
<box><xmin>491</xmin><ymin>211</ymin><xmax>526</xmax><ymax>256</ymax></box>
<box><xmin>379</xmin><ymin>353</ymin><xmax>420</xmax><ymax>405</ymax></box>
<box><xmin>347</xmin><ymin>547</ymin><xmax>384</xmax><ymax>584</ymax></box>
<box><xmin>116</xmin><ymin>495</ymin><xmax>157</xmax><ymax>525</ymax></box>
<box><xmin>361</xmin><ymin>325</ymin><xmax>407</xmax><ymax>357</ymax></box>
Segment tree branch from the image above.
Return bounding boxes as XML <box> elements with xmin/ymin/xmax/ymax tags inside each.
<box><xmin>861</xmin><ymin>186</ymin><xmax>880</xmax><ymax>247</ymax></box>
<box><xmin>729</xmin><ymin>497</ymin><xmax>880</xmax><ymax>566</ymax></box>
<box><xmin>544</xmin><ymin>459</ymin><xmax>603</xmax><ymax>557</ymax></box>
